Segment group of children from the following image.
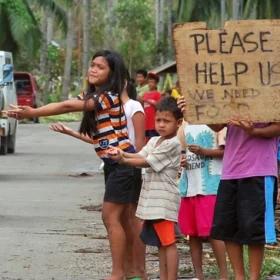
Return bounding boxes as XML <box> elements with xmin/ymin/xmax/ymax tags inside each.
<box><xmin>8</xmin><ymin>50</ymin><xmax>280</xmax><ymax>280</ymax></box>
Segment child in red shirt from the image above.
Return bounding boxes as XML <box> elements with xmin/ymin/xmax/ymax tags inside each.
<box><xmin>143</xmin><ymin>72</ymin><xmax>161</xmax><ymax>141</ymax></box>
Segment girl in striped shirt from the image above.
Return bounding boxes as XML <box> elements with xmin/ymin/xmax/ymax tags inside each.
<box><xmin>9</xmin><ymin>50</ymin><xmax>143</xmax><ymax>280</ymax></box>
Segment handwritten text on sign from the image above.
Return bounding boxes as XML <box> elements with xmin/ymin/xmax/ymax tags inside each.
<box><xmin>173</xmin><ymin>20</ymin><xmax>280</xmax><ymax>124</ymax></box>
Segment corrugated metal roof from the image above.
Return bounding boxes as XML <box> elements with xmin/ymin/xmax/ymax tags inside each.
<box><xmin>150</xmin><ymin>60</ymin><xmax>176</xmax><ymax>74</ymax></box>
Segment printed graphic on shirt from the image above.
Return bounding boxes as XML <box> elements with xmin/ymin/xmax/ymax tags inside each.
<box><xmin>99</xmin><ymin>139</ymin><xmax>109</xmax><ymax>149</ymax></box>
<box><xmin>182</xmin><ymin>126</ymin><xmax>223</xmax><ymax>196</ymax></box>
<box><xmin>92</xmin><ymin>92</ymin><xmax>133</xmax><ymax>161</ymax></box>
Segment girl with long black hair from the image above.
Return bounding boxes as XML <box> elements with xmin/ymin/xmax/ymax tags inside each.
<box><xmin>9</xmin><ymin>50</ymin><xmax>143</xmax><ymax>280</ymax></box>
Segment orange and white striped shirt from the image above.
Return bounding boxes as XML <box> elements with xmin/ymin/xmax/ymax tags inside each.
<box><xmin>92</xmin><ymin>91</ymin><xmax>134</xmax><ymax>163</ymax></box>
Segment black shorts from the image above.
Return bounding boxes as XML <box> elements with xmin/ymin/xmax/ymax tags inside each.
<box><xmin>211</xmin><ymin>176</ymin><xmax>278</xmax><ymax>244</ymax></box>
<box><xmin>103</xmin><ymin>163</ymin><xmax>142</xmax><ymax>204</ymax></box>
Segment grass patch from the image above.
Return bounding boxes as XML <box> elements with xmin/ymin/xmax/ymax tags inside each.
<box><xmin>203</xmin><ymin>245</ymin><xmax>280</xmax><ymax>279</ymax></box>
<box><xmin>261</xmin><ymin>248</ymin><xmax>280</xmax><ymax>279</ymax></box>
<box><xmin>39</xmin><ymin>112</ymin><xmax>82</xmax><ymax>123</ymax></box>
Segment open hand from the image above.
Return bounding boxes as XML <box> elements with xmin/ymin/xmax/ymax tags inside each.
<box><xmin>8</xmin><ymin>104</ymin><xmax>34</xmax><ymax>120</ymax></box>
<box><xmin>49</xmin><ymin>122</ymin><xmax>73</xmax><ymax>135</ymax></box>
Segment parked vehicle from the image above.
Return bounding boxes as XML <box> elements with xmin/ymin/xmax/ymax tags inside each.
<box><xmin>0</xmin><ymin>51</ymin><xmax>17</xmax><ymax>154</ymax></box>
<box><xmin>14</xmin><ymin>72</ymin><xmax>39</xmax><ymax>123</ymax></box>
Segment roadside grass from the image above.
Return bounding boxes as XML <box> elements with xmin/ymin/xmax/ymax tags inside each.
<box><xmin>259</xmin><ymin>247</ymin><xmax>280</xmax><ymax>279</ymax></box>
<box><xmin>39</xmin><ymin>112</ymin><xmax>82</xmax><ymax>123</ymax></box>
<box><xmin>204</xmin><ymin>245</ymin><xmax>280</xmax><ymax>280</ymax></box>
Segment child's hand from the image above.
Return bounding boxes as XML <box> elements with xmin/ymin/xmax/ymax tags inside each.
<box><xmin>107</xmin><ymin>147</ymin><xmax>123</xmax><ymax>161</ymax></box>
<box><xmin>177</xmin><ymin>97</ymin><xmax>186</xmax><ymax>114</ymax></box>
<box><xmin>8</xmin><ymin>104</ymin><xmax>34</xmax><ymax>119</ymax></box>
<box><xmin>180</xmin><ymin>155</ymin><xmax>187</xmax><ymax>167</ymax></box>
<box><xmin>188</xmin><ymin>144</ymin><xmax>205</xmax><ymax>155</ymax></box>
<box><xmin>229</xmin><ymin>118</ymin><xmax>254</xmax><ymax>135</ymax></box>
<box><xmin>49</xmin><ymin>122</ymin><xmax>73</xmax><ymax>135</ymax></box>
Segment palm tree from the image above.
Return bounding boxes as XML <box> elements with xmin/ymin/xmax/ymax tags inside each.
<box><xmin>61</xmin><ymin>0</ymin><xmax>76</xmax><ymax>100</ymax></box>
<box><xmin>175</xmin><ymin>0</ymin><xmax>280</xmax><ymax>29</ymax></box>
<box><xmin>242</xmin><ymin>0</ymin><xmax>280</xmax><ymax>19</ymax></box>
<box><xmin>0</xmin><ymin>0</ymin><xmax>66</xmax><ymax>58</ymax></box>
<box><xmin>82</xmin><ymin>0</ymin><xmax>91</xmax><ymax>78</ymax></box>
<box><xmin>176</xmin><ymin>0</ymin><xmax>221</xmax><ymax>28</ymax></box>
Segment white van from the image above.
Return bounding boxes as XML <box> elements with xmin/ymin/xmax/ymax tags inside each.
<box><xmin>0</xmin><ymin>51</ymin><xmax>17</xmax><ymax>154</ymax></box>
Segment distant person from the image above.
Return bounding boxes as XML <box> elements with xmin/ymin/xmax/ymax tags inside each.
<box><xmin>135</xmin><ymin>69</ymin><xmax>149</xmax><ymax>102</ymax></box>
<box><xmin>107</xmin><ymin>97</ymin><xmax>183</xmax><ymax>280</ymax></box>
<box><xmin>171</xmin><ymin>81</ymin><xmax>182</xmax><ymax>100</ymax></box>
<box><xmin>143</xmin><ymin>72</ymin><xmax>161</xmax><ymax>142</ymax></box>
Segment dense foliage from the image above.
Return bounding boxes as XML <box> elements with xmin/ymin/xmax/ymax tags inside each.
<box><xmin>1</xmin><ymin>0</ymin><xmax>280</xmax><ymax>101</ymax></box>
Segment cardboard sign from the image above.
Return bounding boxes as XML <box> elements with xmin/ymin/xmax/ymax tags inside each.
<box><xmin>173</xmin><ymin>20</ymin><xmax>280</xmax><ymax>124</ymax></box>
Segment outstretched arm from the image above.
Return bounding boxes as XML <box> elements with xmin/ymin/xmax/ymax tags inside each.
<box><xmin>8</xmin><ymin>98</ymin><xmax>95</xmax><ymax>119</ymax></box>
<box><xmin>120</xmin><ymin>157</ymin><xmax>150</xmax><ymax>168</ymax></box>
<box><xmin>107</xmin><ymin>147</ymin><xmax>150</xmax><ymax>168</ymax></box>
<box><xmin>49</xmin><ymin>123</ymin><xmax>93</xmax><ymax>144</ymax></box>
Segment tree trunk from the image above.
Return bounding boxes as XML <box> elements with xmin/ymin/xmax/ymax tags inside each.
<box><xmin>82</xmin><ymin>0</ymin><xmax>91</xmax><ymax>78</ymax></box>
<box><xmin>61</xmin><ymin>8</ymin><xmax>75</xmax><ymax>101</ymax></box>
<box><xmin>47</xmin><ymin>13</ymin><xmax>54</xmax><ymax>44</ymax></box>
<box><xmin>39</xmin><ymin>8</ymin><xmax>52</xmax><ymax>105</ymax></box>
<box><xmin>155</xmin><ymin>0</ymin><xmax>160</xmax><ymax>45</ymax></box>
<box><xmin>155</xmin><ymin>0</ymin><xmax>165</xmax><ymax>64</ymax></box>
<box><xmin>232</xmin><ymin>0</ymin><xmax>243</xmax><ymax>19</ymax></box>
<box><xmin>167</xmin><ymin>0</ymin><xmax>173</xmax><ymax>60</ymax></box>
<box><xmin>106</xmin><ymin>0</ymin><xmax>117</xmax><ymax>49</ymax></box>
<box><xmin>77</xmin><ymin>18</ymin><xmax>82</xmax><ymax>80</ymax></box>
<box><xmin>159</xmin><ymin>0</ymin><xmax>165</xmax><ymax>64</ymax></box>
<box><xmin>39</xmin><ymin>12</ymin><xmax>48</xmax><ymax>75</ymax></box>
<box><xmin>220</xmin><ymin>0</ymin><xmax>226</xmax><ymax>27</ymax></box>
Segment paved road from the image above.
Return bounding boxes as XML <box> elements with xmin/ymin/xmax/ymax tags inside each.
<box><xmin>0</xmin><ymin>122</ymin><xmax>112</xmax><ymax>280</ymax></box>
<box><xmin>0</xmin><ymin>122</ymin><xmax>194</xmax><ymax>280</ymax></box>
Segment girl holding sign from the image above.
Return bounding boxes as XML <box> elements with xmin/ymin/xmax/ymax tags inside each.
<box><xmin>178</xmin><ymin>97</ymin><xmax>280</xmax><ymax>280</ymax></box>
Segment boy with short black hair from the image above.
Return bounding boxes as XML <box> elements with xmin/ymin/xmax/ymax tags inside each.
<box><xmin>108</xmin><ymin>97</ymin><xmax>183</xmax><ymax>280</ymax></box>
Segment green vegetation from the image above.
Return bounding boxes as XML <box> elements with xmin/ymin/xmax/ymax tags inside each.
<box><xmin>261</xmin><ymin>248</ymin><xmax>280</xmax><ymax>279</ymax></box>
<box><xmin>203</xmin><ymin>246</ymin><xmax>280</xmax><ymax>280</ymax></box>
<box><xmin>1</xmin><ymin>0</ymin><xmax>280</xmax><ymax>103</ymax></box>
<box><xmin>39</xmin><ymin>112</ymin><xmax>82</xmax><ymax>123</ymax></box>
